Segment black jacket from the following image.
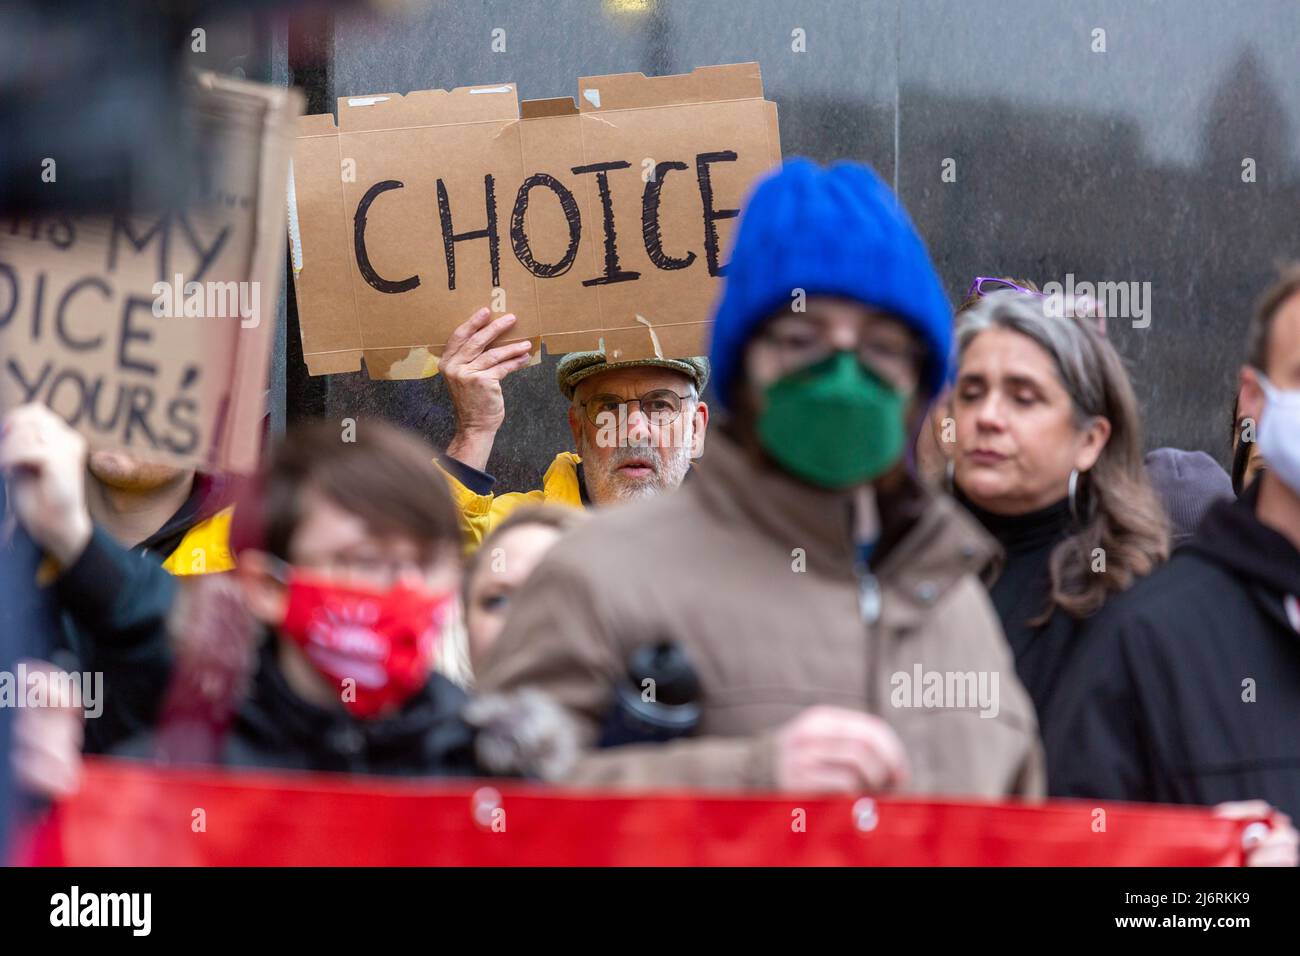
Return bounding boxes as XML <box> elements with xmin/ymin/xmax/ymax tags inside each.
<box><xmin>1044</xmin><ymin>481</ymin><xmax>1300</xmax><ymax>818</ymax></box>
<box><xmin>126</xmin><ymin>637</ymin><xmax>483</xmax><ymax>778</ymax></box>
<box><xmin>52</xmin><ymin>527</ymin><xmax>179</xmax><ymax>755</ymax></box>
<box><xmin>0</xmin><ymin>473</ymin><xmax>235</xmax><ymax>755</ymax></box>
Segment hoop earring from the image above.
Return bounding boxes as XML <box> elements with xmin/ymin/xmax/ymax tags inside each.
<box><xmin>945</xmin><ymin>458</ymin><xmax>955</xmax><ymax>494</ymax></box>
<box><xmin>1068</xmin><ymin>468</ymin><xmax>1080</xmax><ymax>523</ymax></box>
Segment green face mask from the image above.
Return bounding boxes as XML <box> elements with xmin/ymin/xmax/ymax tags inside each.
<box><xmin>756</xmin><ymin>351</ymin><xmax>908</xmax><ymax>489</ymax></box>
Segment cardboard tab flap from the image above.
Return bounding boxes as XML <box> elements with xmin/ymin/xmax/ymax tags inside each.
<box><xmin>578</xmin><ymin>61</ymin><xmax>764</xmax><ymax>112</ymax></box>
<box><xmin>298</xmin><ymin>112</ymin><xmax>338</xmax><ymax>136</ymax></box>
<box><xmin>337</xmin><ymin>84</ymin><xmax>519</xmax><ymax>132</ymax></box>
<box><xmin>521</xmin><ymin>95</ymin><xmax>579</xmax><ymax>119</ymax></box>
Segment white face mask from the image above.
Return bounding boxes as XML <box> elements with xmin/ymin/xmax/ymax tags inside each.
<box><xmin>1256</xmin><ymin>374</ymin><xmax>1300</xmax><ymax>494</ymax></box>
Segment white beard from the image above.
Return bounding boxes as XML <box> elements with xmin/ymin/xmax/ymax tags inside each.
<box><xmin>580</xmin><ymin>420</ymin><xmax>695</xmax><ymax>506</ymax></box>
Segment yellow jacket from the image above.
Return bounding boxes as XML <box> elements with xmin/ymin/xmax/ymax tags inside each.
<box><xmin>37</xmin><ymin>505</ymin><xmax>235</xmax><ymax>585</ymax></box>
<box><xmin>439</xmin><ymin>452</ymin><xmax>586</xmax><ymax>550</ymax></box>
<box><xmin>160</xmin><ymin>506</ymin><xmax>237</xmax><ymax>575</ymax></box>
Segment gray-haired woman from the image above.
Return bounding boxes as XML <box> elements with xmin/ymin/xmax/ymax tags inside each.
<box><xmin>946</xmin><ymin>291</ymin><xmax>1169</xmax><ymax>728</ymax></box>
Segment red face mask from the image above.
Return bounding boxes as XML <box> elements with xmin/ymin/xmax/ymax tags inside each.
<box><xmin>278</xmin><ymin>570</ymin><xmax>455</xmax><ymax>719</ymax></box>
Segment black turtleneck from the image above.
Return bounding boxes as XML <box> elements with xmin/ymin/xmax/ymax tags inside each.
<box><xmin>957</xmin><ymin>491</ymin><xmax>1082</xmax><ymax>727</ymax></box>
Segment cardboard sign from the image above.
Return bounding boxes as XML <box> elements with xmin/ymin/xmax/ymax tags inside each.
<box><xmin>0</xmin><ymin>74</ymin><xmax>302</xmax><ymax>473</ymax></box>
<box><xmin>290</xmin><ymin>62</ymin><xmax>781</xmax><ymax>378</ymax></box>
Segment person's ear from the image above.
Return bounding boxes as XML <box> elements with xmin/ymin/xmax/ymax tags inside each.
<box><xmin>690</xmin><ymin>400</ymin><xmax>709</xmax><ymax>458</ymax></box>
<box><xmin>931</xmin><ymin>400</ymin><xmax>956</xmax><ymax>461</ymax></box>
<box><xmin>566</xmin><ymin>401</ymin><xmax>584</xmax><ymax>450</ymax></box>
<box><xmin>742</xmin><ymin>339</ymin><xmax>778</xmax><ymax>401</ymax></box>
<box><xmin>929</xmin><ymin>388</ymin><xmax>953</xmax><ymax>437</ymax></box>
<box><xmin>236</xmin><ymin>549</ymin><xmax>289</xmax><ymax>627</ymax></box>
<box><xmin>1238</xmin><ymin>366</ymin><xmax>1266</xmax><ymax>429</ymax></box>
<box><xmin>1073</xmin><ymin>416</ymin><xmax>1113</xmax><ymax>474</ymax></box>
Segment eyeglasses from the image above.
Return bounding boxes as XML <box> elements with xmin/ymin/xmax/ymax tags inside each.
<box><xmin>754</xmin><ymin>322</ymin><xmax>925</xmax><ymax>391</ymax></box>
<box><xmin>580</xmin><ymin>389</ymin><xmax>694</xmax><ymax>428</ymax></box>
<box><xmin>965</xmin><ymin>277</ymin><xmax>1046</xmax><ymax>300</ymax></box>
<box><xmin>284</xmin><ymin>552</ymin><xmax>449</xmax><ymax>590</ymax></box>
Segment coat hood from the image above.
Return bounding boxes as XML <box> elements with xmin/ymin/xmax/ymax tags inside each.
<box><xmin>1184</xmin><ymin>479</ymin><xmax>1300</xmax><ymax>598</ymax></box>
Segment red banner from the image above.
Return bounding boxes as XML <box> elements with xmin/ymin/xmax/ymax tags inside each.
<box><xmin>19</xmin><ymin>757</ymin><xmax>1254</xmax><ymax>866</ymax></box>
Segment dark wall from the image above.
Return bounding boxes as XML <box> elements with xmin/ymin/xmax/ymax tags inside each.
<box><xmin>899</xmin><ymin>0</ymin><xmax>1300</xmax><ymax>466</ymax></box>
<box><xmin>282</xmin><ymin>0</ymin><xmax>1300</xmax><ymax>485</ymax></box>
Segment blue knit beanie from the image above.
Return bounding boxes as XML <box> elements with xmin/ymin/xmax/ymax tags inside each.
<box><xmin>708</xmin><ymin>159</ymin><xmax>953</xmax><ymax>409</ymax></box>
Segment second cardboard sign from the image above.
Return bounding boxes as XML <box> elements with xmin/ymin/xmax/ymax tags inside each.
<box><xmin>291</xmin><ymin>62</ymin><xmax>781</xmax><ymax>379</ymax></box>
